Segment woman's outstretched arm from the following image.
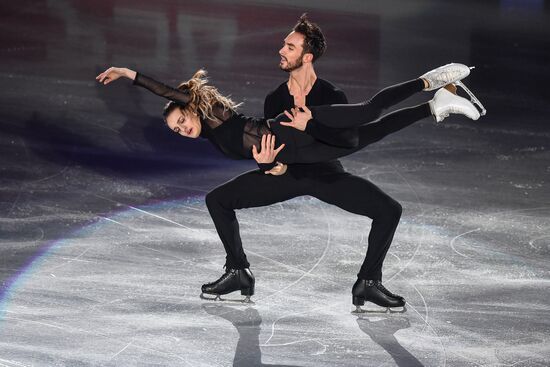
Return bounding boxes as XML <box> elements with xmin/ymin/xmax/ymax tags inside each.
<box><xmin>96</xmin><ymin>67</ymin><xmax>137</xmax><ymax>84</ymax></box>
<box><xmin>96</xmin><ymin>67</ymin><xmax>192</xmax><ymax>106</ymax></box>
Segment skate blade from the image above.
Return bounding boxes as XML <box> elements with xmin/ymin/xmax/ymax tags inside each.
<box><xmin>455</xmin><ymin>80</ymin><xmax>486</xmax><ymax>116</ymax></box>
<box><xmin>352</xmin><ymin>304</ymin><xmax>407</xmax><ymax>314</ymax></box>
<box><xmin>200</xmin><ymin>293</ymin><xmax>254</xmax><ymax>304</ymax></box>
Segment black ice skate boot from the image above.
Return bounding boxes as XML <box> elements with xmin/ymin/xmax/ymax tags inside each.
<box><xmin>201</xmin><ymin>267</ymin><xmax>255</xmax><ymax>303</ymax></box>
<box><xmin>352</xmin><ymin>279</ymin><xmax>406</xmax><ymax>313</ymax></box>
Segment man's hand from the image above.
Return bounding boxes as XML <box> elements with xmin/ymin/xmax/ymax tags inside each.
<box><xmin>265</xmin><ymin>162</ymin><xmax>287</xmax><ymax>176</ymax></box>
<box><xmin>280</xmin><ymin>106</ymin><xmax>313</xmax><ymax>131</ymax></box>
<box><xmin>252</xmin><ymin>134</ymin><xmax>285</xmax><ymax>164</ymax></box>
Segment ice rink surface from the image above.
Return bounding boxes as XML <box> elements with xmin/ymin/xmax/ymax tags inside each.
<box><xmin>1</xmin><ymin>0</ymin><xmax>549</xmax><ymax>366</ymax></box>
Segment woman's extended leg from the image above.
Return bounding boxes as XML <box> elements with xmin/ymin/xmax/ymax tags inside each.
<box><xmin>308</xmin><ymin>78</ymin><xmax>425</xmax><ymax>129</ymax></box>
<box><xmin>289</xmin><ymin>102</ymin><xmax>432</xmax><ymax>164</ymax></box>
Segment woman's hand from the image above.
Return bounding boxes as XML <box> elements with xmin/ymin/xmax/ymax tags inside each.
<box><xmin>280</xmin><ymin>106</ymin><xmax>312</xmax><ymax>131</ymax></box>
<box><xmin>252</xmin><ymin>134</ymin><xmax>285</xmax><ymax>164</ymax></box>
<box><xmin>265</xmin><ymin>162</ymin><xmax>287</xmax><ymax>176</ymax></box>
<box><xmin>96</xmin><ymin>67</ymin><xmax>136</xmax><ymax>85</ymax></box>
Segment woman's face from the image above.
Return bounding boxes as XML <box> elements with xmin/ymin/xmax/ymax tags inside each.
<box><xmin>165</xmin><ymin>108</ymin><xmax>202</xmax><ymax>138</ymax></box>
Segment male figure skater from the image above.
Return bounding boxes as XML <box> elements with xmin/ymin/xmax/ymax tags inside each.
<box><xmin>202</xmin><ymin>14</ymin><xmax>406</xmax><ymax>311</ymax></box>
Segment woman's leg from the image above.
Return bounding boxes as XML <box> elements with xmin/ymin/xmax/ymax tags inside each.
<box><xmin>309</xmin><ymin>78</ymin><xmax>425</xmax><ymax>129</ymax></box>
<box><xmin>289</xmin><ymin>102</ymin><xmax>431</xmax><ymax>164</ymax></box>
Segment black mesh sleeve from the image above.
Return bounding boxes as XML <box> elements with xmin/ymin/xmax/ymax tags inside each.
<box><xmin>133</xmin><ymin>72</ymin><xmax>191</xmax><ymax>106</ymax></box>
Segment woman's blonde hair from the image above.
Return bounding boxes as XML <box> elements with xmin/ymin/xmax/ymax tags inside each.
<box><xmin>175</xmin><ymin>69</ymin><xmax>241</xmax><ymax>122</ymax></box>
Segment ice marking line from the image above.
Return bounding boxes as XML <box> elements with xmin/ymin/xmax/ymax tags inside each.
<box><xmin>405</xmin><ymin>298</ymin><xmax>447</xmax><ymax>367</ymax></box>
<box><xmin>99</xmin><ymin>216</ymin><xmax>131</xmax><ymax>227</ymax></box>
<box><xmin>31</xmin><ymin>165</ymin><xmax>70</xmax><ymax>183</ymax></box>
<box><xmin>111</xmin><ymin>341</ymin><xmax>133</xmax><ymax>359</ymax></box>
<box><xmin>0</xmin><ymin>359</ymin><xmax>29</xmax><ymax>367</ymax></box>
<box><xmin>400</xmin><ymin>273</ymin><xmax>447</xmax><ymax>367</ymax></box>
<box><xmin>0</xmin><ymin>360</ymin><xmax>28</xmax><ymax>367</ymax></box>
<box><xmin>450</xmin><ymin>228</ymin><xmax>480</xmax><ymax>258</ymax></box>
<box><xmin>176</xmin><ymin>202</ymin><xmax>281</xmax><ymax>228</ymax></box>
<box><xmin>488</xmin><ymin>206</ymin><xmax>550</xmax><ymax>216</ymax></box>
<box><xmin>3</xmin><ymin>316</ymin><xmax>71</xmax><ymax>332</ymax></box>
<box><xmin>98</xmin><ymin>216</ymin><xmax>145</xmax><ymax>232</ymax></box>
<box><xmin>406</xmin><ymin>302</ymin><xmax>447</xmax><ymax>367</ymax></box>
<box><xmin>528</xmin><ymin>235</ymin><xmax>548</xmax><ymax>249</ymax></box>
<box><xmin>93</xmin><ymin>194</ymin><xmax>197</xmax><ymax>231</ymax></box>
<box><xmin>127</xmin><ymin>205</ymin><xmax>194</xmax><ymax>229</ymax></box>
<box><xmin>46</xmin><ymin>247</ymin><xmax>91</xmax><ymax>272</ymax></box>
<box><xmin>263</xmin><ymin>299</ymin><xmax>344</xmax><ymax>345</ymax></box>
<box><xmin>255</xmin><ymin>205</ymin><xmax>333</xmax><ymax>303</ymax></box>
<box><xmin>247</xmin><ymin>249</ymin><xmax>340</xmax><ymax>286</ymax></box>
<box><xmin>260</xmin><ymin>339</ymin><xmax>328</xmax><ymax>354</ymax></box>
<box><xmin>508</xmin><ymin>358</ymin><xmax>535</xmax><ymax>367</ymax></box>
<box><xmin>389</xmin><ymin>252</ymin><xmax>402</xmax><ymax>266</ymax></box>
<box><xmin>402</xmin><ymin>276</ymin><xmax>429</xmax><ymax>334</ymax></box>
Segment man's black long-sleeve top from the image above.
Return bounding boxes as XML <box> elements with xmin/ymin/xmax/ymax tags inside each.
<box><xmin>264</xmin><ymin>78</ymin><xmax>349</xmax><ymax>176</ymax></box>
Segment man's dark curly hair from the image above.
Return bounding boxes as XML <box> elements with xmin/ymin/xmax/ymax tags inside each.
<box><xmin>292</xmin><ymin>13</ymin><xmax>326</xmax><ymax>62</ymax></box>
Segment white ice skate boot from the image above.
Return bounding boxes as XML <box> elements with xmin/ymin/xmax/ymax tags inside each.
<box><xmin>421</xmin><ymin>63</ymin><xmax>487</xmax><ymax>116</ymax></box>
<box><xmin>429</xmin><ymin>86</ymin><xmax>480</xmax><ymax>122</ymax></box>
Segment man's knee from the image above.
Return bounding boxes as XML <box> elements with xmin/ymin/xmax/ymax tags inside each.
<box><xmin>386</xmin><ymin>198</ymin><xmax>402</xmax><ymax>221</ymax></box>
<box><xmin>205</xmin><ymin>189</ymin><xmax>226</xmax><ymax>210</ymax></box>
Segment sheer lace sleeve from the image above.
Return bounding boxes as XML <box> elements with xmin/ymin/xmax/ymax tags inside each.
<box><xmin>204</xmin><ymin>103</ymin><xmax>234</xmax><ymax>129</ymax></box>
<box><xmin>133</xmin><ymin>72</ymin><xmax>191</xmax><ymax>106</ymax></box>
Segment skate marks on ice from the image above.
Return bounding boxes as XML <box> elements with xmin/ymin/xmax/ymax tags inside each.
<box><xmin>0</xmin><ymin>196</ymin><xmax>439</xmax><ymax>366</ymax></box>
<box><xmin>0</xmin><ymin>198</ymin><xmax>543</xmax><ymax>366</ymax></box>
<box><xmin>449</xmin><ymin>228</ymin><xmax>480</xmax><ymax>258</ymax></box>
<box><xmin>1</xmin><ymin>180</ymin><xmax>549</xmax><ymax>365</ymax></box>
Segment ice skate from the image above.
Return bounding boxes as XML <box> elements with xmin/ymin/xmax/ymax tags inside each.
<box><xmin>429</xmin><ymin>86</ymin><xmax>481</xmax><ymax>122</ymax></box>
<box><xmin>200</xmin><ymin>267</ymin><xmax>255</xmax><ymax>304</ymax></box>
<box><xmin>421</xmin><ymin>62</ymin><xmax>486</xmax><ymax>116</ymax></box>
<box><xmin>351</xmin><ymin>279</ymin><xmax>406</xmax><ymax>314</ymax></box>
<box><xmin>421</xmin><ymin>62</ymin><xmax>471</xmax><ymax>91</ymax></box>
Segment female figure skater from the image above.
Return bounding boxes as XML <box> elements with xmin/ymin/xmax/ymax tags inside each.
<box><xmin>96</xmin><ymin>64</ymin><xmax>484</xmax><ymax>309</ymax></box>
<box><xmin>96</xmin><ymin>64</ymin><xmax>483</xmax><ymax>175</ymax></box>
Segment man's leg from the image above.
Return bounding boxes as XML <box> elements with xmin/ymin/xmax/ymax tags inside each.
<box><xmin>308</xmin><ymin>172</ymin><xmax>402</xmax><ymax>281</ymax></box>
<box><xmin>307</xmin><ymin>171</ymin><xmax>406</xmax><ymax>310</ymax></box>
<box><xmin>205</xmin><ymin>169</ymin><xmax>308</xmax><ymax>269</ymax></box>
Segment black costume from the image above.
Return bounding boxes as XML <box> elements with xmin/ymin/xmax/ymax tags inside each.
<box><xmin>133</xmin><ymin>74</ymin><xmax>430</xmax><ymax>172</ymax></box>
<box><xmin>133</xmin><ymin>73</ymin><xmax>431</xmax><ymax>280</ymax></box>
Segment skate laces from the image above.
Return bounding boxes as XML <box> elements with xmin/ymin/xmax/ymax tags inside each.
<box><xmin>215</xmin><ymin>267</ymin><xmax>235</xmax><ymax>282</ymax></box>
<box><xmin>435</xmin><ymin>68</ymin><xmax>461</xmax><ymax>84</ymax></box>
<box><xmin>375</xmin><ymin>281</ymin><xmax>401</xmax><ymax>298</ymax></box>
